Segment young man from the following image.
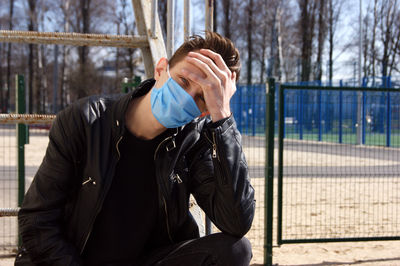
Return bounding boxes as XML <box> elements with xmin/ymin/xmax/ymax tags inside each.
<box><xmin>17</xmin><ymin>32</ymin><xmax>255</xmax><ymax>266</ymax></box>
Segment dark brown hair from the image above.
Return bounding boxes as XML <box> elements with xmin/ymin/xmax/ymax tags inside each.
<box><xmin>169</xmin><ymin>31</ymin><xmax>241</xmax><ymax>81</ymax></box>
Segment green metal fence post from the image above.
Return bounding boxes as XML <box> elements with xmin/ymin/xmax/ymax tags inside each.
<box><xmin>16</xmin><ymin>74</ymin><xmax>27</xmax><ymax>207</ymax></box>
<box><xmin>277</xmin><ymin>82</ymin><xmax>284</xmax><ymax>245</ymax></box>
<box><xmin>264</xmin><ymin>78</ymin><xmax>275</xmax><ymax>266</ymax></box>
<box><xmin>16</xmin><ymin>74</ymin><xmax>28</xmax><ymax>246</ymax></box>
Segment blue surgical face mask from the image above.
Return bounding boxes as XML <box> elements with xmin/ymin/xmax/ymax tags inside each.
<box><xmin>150</xmin><ymin>66</ymin><xmax>201</xmax><ymax>128</ymax></box>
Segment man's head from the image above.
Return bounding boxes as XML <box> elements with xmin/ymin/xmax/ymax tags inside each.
<box><xmin>151</xmin><ymin>32</ymin><xmax>240</xmax><ymax>128</ymax></box>
<box><xmin>168</xmin><ymin>31</ymin><xmax>241</xmax><ymax>81</ymax></box>
<box><xmin>153</xmin><ymin>32</ymin><xmax>240</xmax><ymax>110</ymax></box>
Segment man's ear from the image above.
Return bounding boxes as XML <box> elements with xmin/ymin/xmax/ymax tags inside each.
<box><xmin>154</xmin><ymin>57</ymin><xmax>168</xmax><ymax>81</ymax></box>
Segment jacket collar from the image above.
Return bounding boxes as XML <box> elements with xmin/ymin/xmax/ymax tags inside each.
<box><xmin>111</xmin><ymin>78</ymin><xmax>156</xmax><ymax>138</ymax></box>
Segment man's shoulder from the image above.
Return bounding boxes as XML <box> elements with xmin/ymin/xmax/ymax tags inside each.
<box><xmin>59</xmin><ymin>94</ymin><xmax>126</xmax><ymax>125</ymax></box>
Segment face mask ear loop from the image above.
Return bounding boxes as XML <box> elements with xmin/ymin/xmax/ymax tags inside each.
<box><xmin>167</xmin><ymin>64</ymin><xmax>171</xmax><ymax>78</ymax></box>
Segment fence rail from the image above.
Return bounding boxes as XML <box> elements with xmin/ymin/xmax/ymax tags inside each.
<box><xmin>0</xmin><ymin>208</ymin><xmax>20</xmax><ymax>217</ymax></box>
<box><xmin>0</xmin><ymin>30</ymin><xmax>148</xmax><ymax>48</ymax></box>
<box><xmin>0</xmin><ymin>114</ymin><xmax>55</xmax><ymax>125</ymax></box>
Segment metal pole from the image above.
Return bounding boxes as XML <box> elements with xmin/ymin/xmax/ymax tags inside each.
<box><xmin>277</xmin><ymin>81</ymin><xmax>284</xmax><ymax>247</ymax></box>
<box><xmin>184</xmin><ymin>0</ymin><xmax>191</xmax><ymax>41</ymax></box>
<box><xmin>359</xmin><ymin>0</ymin><xmax>363</xmax><ymax>86</ymax></box>
<box><xmin>205</xmin><ymin>0</ymin><xmax>214</xmax><ymax>32</ymax></box>
<box><xmin>16</xmin><ymin>75</ymin><xmax>28</xmax><ymax>246</ymax></box>
<box><xmin>167</xmin><ymin>0</ymin><xmax>174</xmax><ymax>58</ymax></box>
<box><xmin>53</xmin><ymin>44</ymin><xmax>59</xmax><ymax>113</ymax></box>
<box><xmin>151</xmin><ymin>0</ymin><xmax>158</xmax><ymax>38</ymax></box>
<box><xmin>264</xmin><ymin>78</ymin><xmax>275</xmax><ymax>266</ymax></box>
<box><xmin>16</xmin><ymin>75</ymin><xmax>27</xmax><ymax>207</ymax></box>
<box><xmin>356</xmin><ymin>0</ymin><xmax>363</xmax><ymax>145</ymax></box>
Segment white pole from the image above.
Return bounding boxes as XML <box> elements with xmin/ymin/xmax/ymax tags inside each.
<box><xmin>151</xmin><ymin>0</ymin><xmax>158</xmax><ymax>38</ymax></box>
<box><xmin>184</xmin><ymin>0</ymin><xmax>190</xmax><ymax>41</ymax></box>
<box><xmin>167</xmin><ymin>0</ymin><xmax>174</xmax><ymax>58</ymax></box>
<box><xmin>357</xmin><ymin>0</ymin><xmax>363</xmax><ymax>145</ymax></box>
<box><xmin>359</xmin><ymin>0</ymin><xmax>362</xmax><ymax>86</ymax></box>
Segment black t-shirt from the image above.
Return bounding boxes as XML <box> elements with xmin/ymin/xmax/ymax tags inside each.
<box><xmin>82</xmin><ymin>128</ymin><xmax>167</xmax><ymax>265</ymax></box>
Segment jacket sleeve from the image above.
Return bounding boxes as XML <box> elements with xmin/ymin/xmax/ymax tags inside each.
<box><xmin>18</xmin><ymin>105</ymin><xmax>84</xmax><ymax>266</ymax></box>
<box><xmin>189</xmin><ymin>115</ymin><xmax>255</xmax><ymax>237</ymax></box>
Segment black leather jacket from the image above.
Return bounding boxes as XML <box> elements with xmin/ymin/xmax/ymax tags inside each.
<box><xmin>17</xmin><ymin>79</ymin><xmax>255</xmax><ymax>265</ymax></box>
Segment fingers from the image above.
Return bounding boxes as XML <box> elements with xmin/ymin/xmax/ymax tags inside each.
<box><xmin>186</xmin><ymin>57</ymin><xmax>220</xmax><ymax>85</ymax></box>
<box><xmin>187</xmin><ymin>50</ymin><xmax>232</xmax><ymax>83</ymax></box>
<box><xmin>180</xmin><ymin>68</ymin><xmax>213</xmax><ymax>92</ymax></box>
<box><xmin>198</xmin><ymin>49</ymin><xmax>231</xmax><ymax>75</ymax></box>
<box><xmin>186</xmin><ymin>52</ymin><xmax>224</xmax><ymax>81</ymax></box>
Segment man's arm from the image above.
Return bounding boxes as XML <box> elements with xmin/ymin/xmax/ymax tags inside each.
<box><xmin>182</xmin><ymin>49</ymin><xmax>255</xmax><ymax>236</ymax></box>
<box><xmin>18</xmin><ymin>105</ymin><xmax>84</xmax><ymax>265</ymax></box>
<box><xmin>188</xmin><ymin>115</ymin><xmax>255</xmax><ymax>237</ymax></box>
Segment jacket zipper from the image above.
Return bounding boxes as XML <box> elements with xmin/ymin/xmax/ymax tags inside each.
<box><xmin>80</xmin><ymin>135</ymin><xmax>123</xmax><ymax>254</ymax></box>
<box><xmin>204</xmin><ymin>131</ymin><xmax>228</xmax><ymax>184</ymax></box>
<box><xmin>115</xmin><ymin>135</ymin><xmax>123</xmax><ymax>158</ymax></box>
<box><xmin>204</xmin><ymin>132</ymin><xmax>218</xmax><ymax>160</ymax></box>
<box><xmin>162</xmin><ymin>196</ymin><xmax>173</xmax><ymax>242</ymax></box>
<box><xmin>154</xmin><ymin>134</ymin><xmax>176</xmax><ymax>243</ymax></box>
<box><xmin>82</xmin><ymin>177</ymin><xmax>93</xmax><ymax>186</ymax></box>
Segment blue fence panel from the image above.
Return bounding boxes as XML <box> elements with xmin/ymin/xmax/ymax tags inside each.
<box><xmin>231</xmin><ymin>77</ymin><xmax>399</xmax><ymax>147</ymax></box>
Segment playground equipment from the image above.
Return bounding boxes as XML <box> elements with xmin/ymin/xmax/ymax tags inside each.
<box><xmin>0</xmin><ymin>0</ymin><xmax>215</xmax><ymax>254</ymax></box>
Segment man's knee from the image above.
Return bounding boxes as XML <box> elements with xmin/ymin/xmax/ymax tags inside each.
<box><xmin>214</xmin><ymin>234</ymin><xmax>252</xmax><ymax>266</ymax></box>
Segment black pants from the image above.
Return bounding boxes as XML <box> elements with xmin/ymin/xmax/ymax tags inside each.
<box><xmin>137</xmin><ymin>233</ymin><xmax>252</xmax><ymax>266</ymax></box>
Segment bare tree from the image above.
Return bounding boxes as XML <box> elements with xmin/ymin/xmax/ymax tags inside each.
<box><xmin>222</xmin><ymin>0</ymin><xmax>231</xmax><ymax>39</ymax></box>
<box><xmin>120</xmin><ymin>0</ymin><xmax>138</xmax><ymax>81</ymax></box>
<box><xmin>158</xmin><ymin>0</ymin><xmax>167</xmax><ymax>39</ymax></box>
<box><xmin>27</xmin><ymin>0</ymin><xmax>38</xmax><ymax>113</ymax></box>
<box><xmin>315</xmin><ymin>0</ymin><xmax>326</xmax><ymax>81</ymax></box>
<box><xmin>246</xmin><ymin>0</ymin><xmax>253</xmax><ymax>84</ymax></box>
<box><xmin>391</xmin><ymin>15</ymin><xmax>400</xmax><ymax>74</ymax></box>
<box><xmin>213</xmin><ymin>0</ymin><xmax>217</xmax><ymax>32</ymax></box>
<box><xmin>387</xmin><ymin>1</ymin><xmax>400</xmax><ymax>76</ymax></box>
<box><xmin>298</xmin><ymin>0</ymin><xmax>317</xmax><ymax>81</ymax></box>
<box><xmin>326</xmin><ymin>0</ymin><xmax>343</xmax><ymax>82</ymax></box>
<box><xmin>379</xmin><ymin>0</ymin><xmax>397</xmax><ymax>80</ymax></box>
<box><xmin>6</xmin><ymin>0</ymin><xmax>15</xmax><ymax>112</ymax></box>
<box><xmin>0</xmin><ymin>23</ymin><xmax>3</xmax><ymax>112</ymax></box>
<box><xmin>59</xmin><ymin>0</ymin><xmax>71</xmax><ymax>109</ymax></box>
<box><xmin>370</xmin><ymin>0</ymin><xmax>378</xmax><ymax>80</ymax></box>
<box><xmin>256</xmin><ymin>0</ymin><xmax>270</xmax><ymax>83</ymax></box>
<box><xmin>362</xmin><ymin>8</ymin><xmax>371</xmax><ymax>78</ymax></box>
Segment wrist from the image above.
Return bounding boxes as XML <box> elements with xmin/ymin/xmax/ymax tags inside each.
<box><xmin>210</xmin><ymin>109</ymin><xmax>231</xmax><ymax>122</ymax></box>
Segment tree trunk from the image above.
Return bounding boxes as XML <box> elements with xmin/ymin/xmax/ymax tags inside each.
<box><xmin>28</xmin><ymin>0</ymin><xmax>37</xmax><ymax>113</ymax></box>
<box><xmin>388</xmin><ymin>21</ymin><xmax>400</xmax><ymax>76</ymax></box>
<box><xmin>0</xmin><ymin>26</ymin><xmax>3</xmax><ymax>112</ymax></box>
<box><xmin>316</xmin><ymin>0</ymin><xmax>326</xmax><ymax>81</ymax></box>
<box><xmin>77</xmin><ymin>0</ymin><xmax>91</xmax><ymax>99</ymax></box>
<box><xmin>158</xmin><ymin>0</ymin><xmax>167</xmax><ymax>39</ymax></box>
<box><xmin>246</xmin><ymin>0</ymin><xmax>253</xmax><ymax>84</ymax></box>
<box><xmin>79</xmin><ymin>0</ymin><xmax>90</xmax><ymax>67</ymax></box>
<box><xmin>213</xmin><ymin>0</ymin><xmax>217</xmax><ymax>32</ymax></box>
<box><xmin>328</xmin><ymin>0</ymin><xmax>333</xmax><ymax>82</ymax></box>
<box><xmin>362</xmin><ymin>13</ymin><xmax>369</xmax><ymax>78</ymax></box>
<box><xmin>380</xmin><ymin>0</ymin><xmax>395</xmax><ymax>80</ymax></box>
<box><xmin>60</xmin><ymin>0</ymin><xmax>71</xmax><ymax>109</ymax></box>
<box><xmin>277</xmin><ymin>4</ymin><xmax>284</xmax><ymax>81</ymax></box>
<box><xmin>6</xmin><ymin>0</ymin><xmax>15</xmax><ymax>112</ymax></box>
<box><xmin>115</xmin><ymin>23</ymin><xmax>120</xmax><ymax>93</ymax></box>
<box><xmin>299</xmin><ymin>0</ymin><xmax>316</xmax><ymax>82</ymax></box>
<box><xmin>222</xmin><ymin>0</ymin><xmax>231</xmax><ymax>39</ymax></box>
<box><xmin>371</xmin><ymin>0</ymin><xmax>378</xmax><ymax>81</ymax></box>
<box><xmin>259</xmin><ymin>1</ymin><xmax>267</xmax><ymax>84</ymax></box>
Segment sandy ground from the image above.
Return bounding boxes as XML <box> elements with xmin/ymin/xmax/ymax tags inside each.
<box><xmin>1</xmin><ymin>129</ymin><xmax>400</xmax><ymax>265</ymax></box>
